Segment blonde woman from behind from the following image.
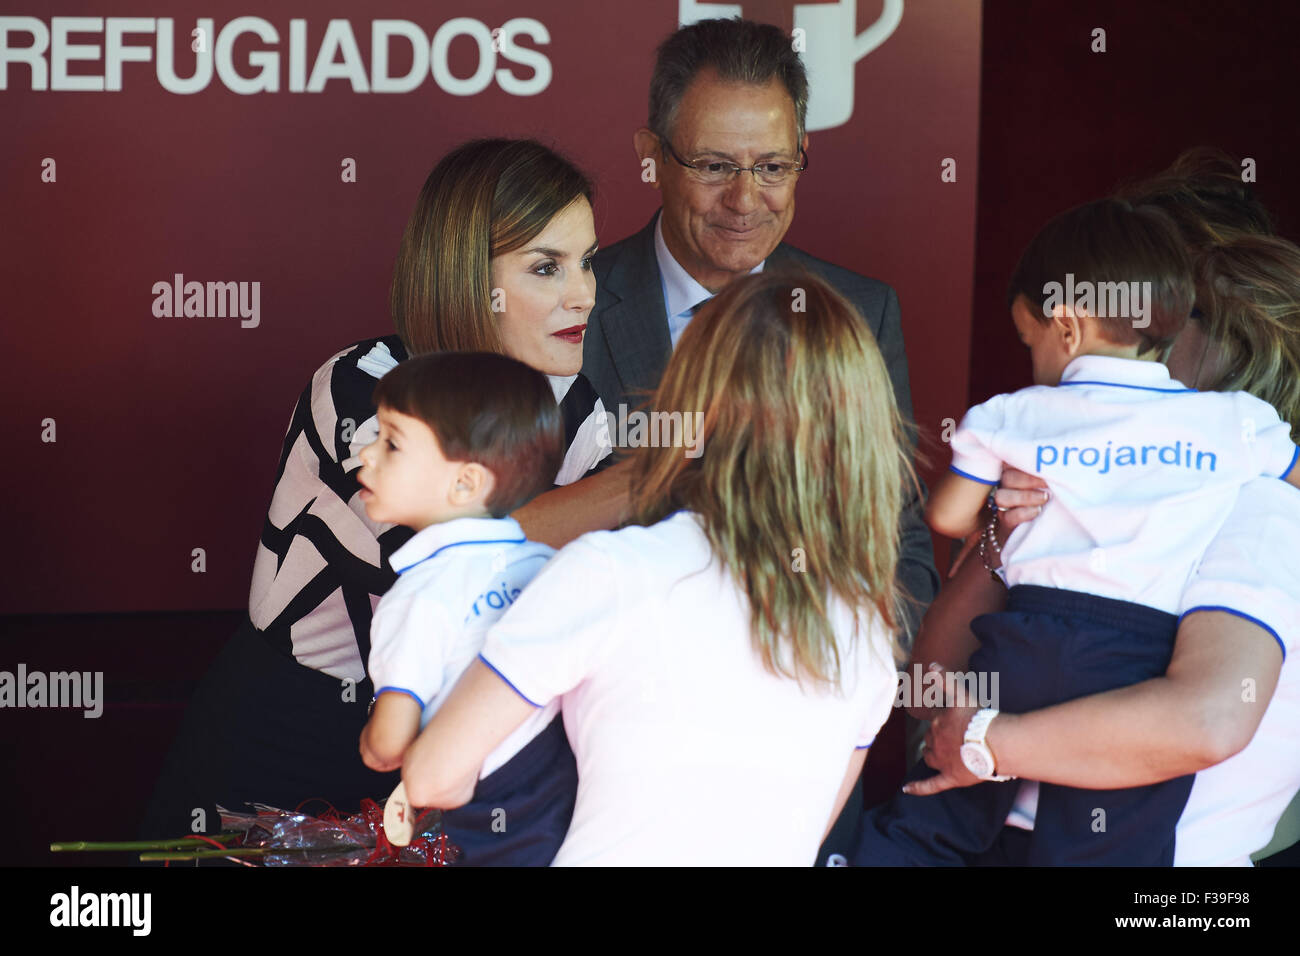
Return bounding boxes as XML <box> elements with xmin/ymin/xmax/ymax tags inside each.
<box><xmin>401</xmin><ymin>269</ymin><xmax>915</xmax><ymax>865</ymax></box>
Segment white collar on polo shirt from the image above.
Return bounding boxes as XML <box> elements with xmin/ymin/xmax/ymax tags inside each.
<box><xmin>653</xmin><ymin>214</ymin><xmax>764</xmax><ymax>323</ymax></box>
<box><xmin>388</xmin><ymin>516</ymin><xmax>526</xmax><ymax>575</ymax></box>
<box><xmin>1058</xmin><ymin>354</ymin><xmax>1194</xmax><ymax>392</ymax></box>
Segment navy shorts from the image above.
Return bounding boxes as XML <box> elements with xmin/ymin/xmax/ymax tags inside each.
<box><xmin>853</xmin><ymin>585</ymin><xmax>1195</xmax><ymax>866</ymax></box>
<box><xmin>440</xmin><ymin>713</ymin><xmax>578</xmax><ymax>866</ymax></box>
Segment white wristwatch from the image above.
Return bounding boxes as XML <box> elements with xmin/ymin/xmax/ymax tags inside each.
<box><xmin>960</xmin><ymin>708</ymin><xmax>1016</xmax><ymax>781</ymax></box>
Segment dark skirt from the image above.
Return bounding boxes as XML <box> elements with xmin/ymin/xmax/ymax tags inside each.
<box><xmin>138</xmin><ymin>616</ymin><xmax>400</xmax><ymax>840</ymax></box>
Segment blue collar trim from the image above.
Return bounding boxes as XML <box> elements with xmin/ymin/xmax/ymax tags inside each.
<box><xmin>1058</xmin><ymin>380</ymin><xmax>1196</xmax><ymax>394</ymax></box>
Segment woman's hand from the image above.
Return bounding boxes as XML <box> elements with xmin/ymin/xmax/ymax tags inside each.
<box><xmin>947</xmin><ymin>468</ymin><xmax>1050</xmax><ymax>578</ymax></box>
<box><xmin>900</xmin><ymin>663</ymin><xmax>987</xmax><ymax>795</ymax></box>
<box><xmin>994</xmin><ymin>467</ymin><xmax>1050</xmax><ymax>537</ymax></box>
<box><xmin>903</xmin><ymin>704</ymin><xmax>984</xmax><ymax>795</ymax></box>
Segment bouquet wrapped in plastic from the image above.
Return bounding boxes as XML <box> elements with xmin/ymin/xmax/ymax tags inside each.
<box><xmin>51</xmin><ymin>797</ymin><xmax>459</xmax><ymax>866</ymax></box>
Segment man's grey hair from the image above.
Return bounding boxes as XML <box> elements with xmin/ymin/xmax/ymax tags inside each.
<box><xmin>648</xmin><ymin>18</ymin><xmax>809</xmax><ymax>145</ymax></box>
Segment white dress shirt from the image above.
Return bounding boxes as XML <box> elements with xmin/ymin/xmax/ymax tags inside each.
<box><xmin>654</xmin><ymin>215</ymin><xmax>764</xmax><ymax>348</ymax></box>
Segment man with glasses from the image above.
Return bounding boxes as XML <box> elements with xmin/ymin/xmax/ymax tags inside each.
<box><xmin>585</xmin><ymin>17</ymin><xmax>939</xmax><ymax>865</ymax></box>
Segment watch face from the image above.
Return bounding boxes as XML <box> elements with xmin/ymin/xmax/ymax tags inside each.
<box><xmin>960</xmin><ymin>743</ymin><xmax>993</xmax><ymax>779</ymax></box>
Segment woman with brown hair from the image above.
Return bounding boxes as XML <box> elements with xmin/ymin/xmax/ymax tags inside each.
<box><xmin>400</xmin><ymin>270</ymin><xmax>910</xmax><ymax>865</ymax></box>
<box><xmin>141</xmin><ymin>139</ymin><xmax>627</xmax><ymax>841</ymax></box>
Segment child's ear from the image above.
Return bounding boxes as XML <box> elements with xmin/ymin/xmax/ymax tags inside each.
<box><xmin>451</xmin><ymin>462</ymin><xmax>497</xmax><ymax>508</ymax></box>
<box><xmin>1050</xmin><ymin>303</ymin><xmax>1087</xmax><ymax>354</ymax></box>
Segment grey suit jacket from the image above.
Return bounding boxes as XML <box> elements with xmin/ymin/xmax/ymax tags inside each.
<box><xmin>585</xmin><ymin>212</ymin><xmax>940</xmax><ymax>641</ymax></box>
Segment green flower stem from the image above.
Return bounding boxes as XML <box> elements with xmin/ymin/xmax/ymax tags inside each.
<box><xmin>50</xmin><ymin>834</ymin><xmax>241</xmax><ymax>853</ymax></box>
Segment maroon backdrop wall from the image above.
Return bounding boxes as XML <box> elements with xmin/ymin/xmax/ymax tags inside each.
<box><xmin>2</xmin><ymin>1</ymin><xmax>980</xmax><ymax>614</ymax></box>
<box><xmin>6</xmin><ymin>0</ymin><xmax>1300</xmax><ymax>871</ymax></box>
<box><xmin>972</xmin><ymin>0</ymin><xmax>1300</xmax><ymax>407</ymax></box>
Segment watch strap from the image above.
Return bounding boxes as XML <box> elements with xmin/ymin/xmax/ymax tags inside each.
<box><xmin>965</xmin><ymin>708</ymin><xmax>1015</xmax><ymax>781</ymax></box>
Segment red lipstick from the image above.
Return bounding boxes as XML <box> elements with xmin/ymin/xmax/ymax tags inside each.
<box><xmin>552</xmin><ymin>324</ymin><xmax>586</xmax><ymax>344</ymax></box>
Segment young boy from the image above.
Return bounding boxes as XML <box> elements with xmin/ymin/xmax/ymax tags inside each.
<box><xmin>856</xmin><ymin>198</ymin><xmax>1300</xmax><ymax>866</ymax></box>
<box><xmin>355</xmin><ymin>351</ymin><xmax>576</xmax><ymax>865</ymax></box>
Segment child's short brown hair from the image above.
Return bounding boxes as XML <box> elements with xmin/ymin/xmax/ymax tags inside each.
<box><xmin>1007</xmin><ymin>197</ymin><xmax>1195</xmax><ymax>356</ymax></box>
<box><xmin>372</xmin><ymin>352</ymin><xmax>564</xmax><ymax>517</ymax></box>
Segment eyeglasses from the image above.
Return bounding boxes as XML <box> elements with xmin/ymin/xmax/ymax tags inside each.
<box><xmin>657</xmin><ymin>135</ymin><xmax>808</xmax><ymax>187</ymax></box>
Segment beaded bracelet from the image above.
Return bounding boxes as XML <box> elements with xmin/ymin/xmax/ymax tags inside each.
<box><xmin>976</xmin><ymin>491</ymin><xmax>1005</xmax><ymax>583</ymax></box>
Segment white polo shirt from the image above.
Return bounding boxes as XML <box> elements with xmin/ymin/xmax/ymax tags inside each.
<box><xmin>1006</xmin><ymin>479</ymin><xmax>1300</xmax><ymax>865</ymax></box>
<box><xmin>950</xmin><ymin>354</ymin><xmax>1298</xmax><ymax>614</ymax></box>
<box><xmin>1173</xmin><ymin>477</ymin><xmax>1300</xmax><ymax>865</ymax></box>
<box><xmin>479</xmin><ymin>511</ymin><xmax>899</xmax><ymax>866</ymax></box>
<box><xmin>367</xmin><ymin>516</ymin><xmax>560</xmax><ymax>778</ymax></box>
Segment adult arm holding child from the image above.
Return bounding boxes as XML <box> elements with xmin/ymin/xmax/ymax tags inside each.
<box><xmin>512</xmin><ymin>457</ymin><xmax>633</xmax><ymax>549</ymax></box>
<box><xmin>909</xmin><ymin>471</ymin><xmax>1050</xmax><ymax>697</ymax></box>
<box><xmin>910</xmin><ymin>611</ymin><xmax>1281</xmax><ymax>794</ymax></box>
<box><xmin>402</xmin><ymin>659</ymin><xmax>536</xmax><ymax>809</ymax></box>
<box><xmin>888</xmin><ymin>152</ymin><xmax>1300</xmax><ymax>865</ymax></box>
<box><xmin>907</xmin><ymin>467</ymin><xmax>1288</xmax><ymax>795</ymax></box>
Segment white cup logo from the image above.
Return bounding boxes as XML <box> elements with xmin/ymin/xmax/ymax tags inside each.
<box><xmin>677</xmin><ymin>0</ymin><xmax>904</xmax><ymax>131</ymax></box>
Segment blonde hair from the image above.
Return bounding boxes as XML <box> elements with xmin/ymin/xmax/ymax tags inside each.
<box><xmin>1119</xmin><ymin>147</ymin><xmax>1300</xmax><ymax>436</ymax></box>
<box><xmin>1116</xmin><ymin>146</ymin><xmax>1275</xmax><ymax>250</ymax></box>
<box><xmin>629</xmin><ymin>270</ymin><xmax>915</xmax><ymax>687</ymax></box>
<box><xmin>1196</xmin><ymin>235</ymin><xmax>1300</xmax><ymax>441</ymax></box>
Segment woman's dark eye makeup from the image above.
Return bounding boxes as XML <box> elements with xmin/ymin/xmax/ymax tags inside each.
<box><xmin>532</xmin><ymin>247</ymin><xmax>597</xmax><ymax>275</ymax></box>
